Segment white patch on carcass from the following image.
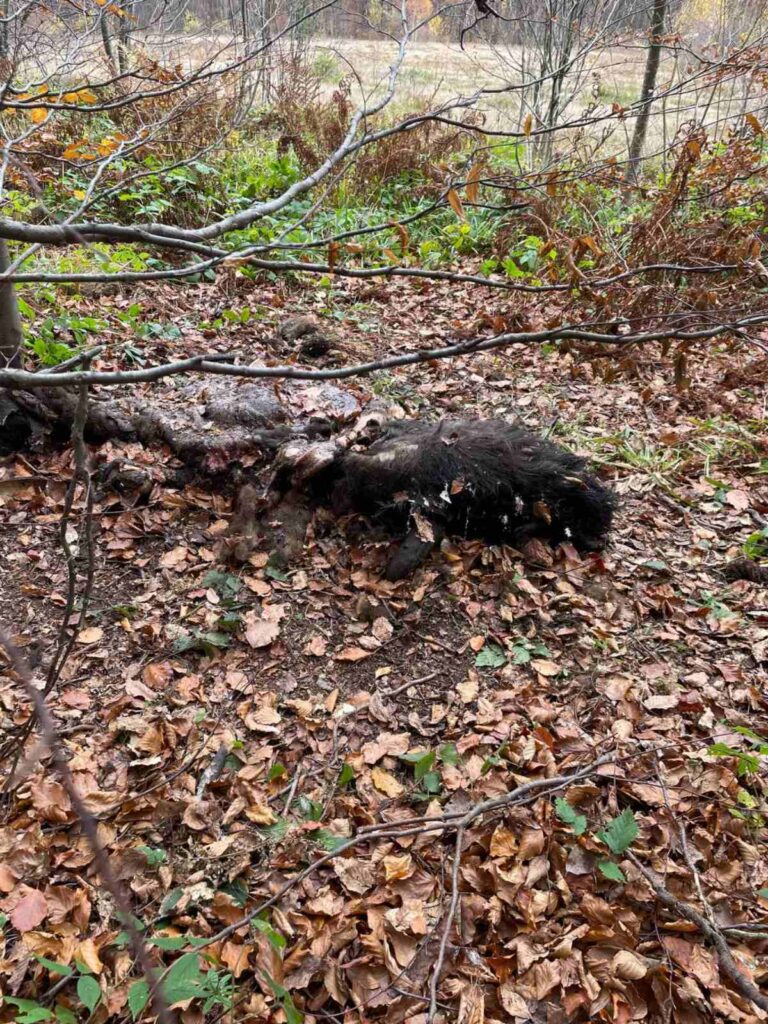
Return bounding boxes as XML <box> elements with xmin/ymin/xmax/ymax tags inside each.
<box><xmin>373</xmin><ymin>442</ymin><xmax>418</xmax><ymax>464</ymax></box>
<box><xmin>438</xmin><ymin>482</ymin><xmax>452</xmax><ymax>504</ymax></box>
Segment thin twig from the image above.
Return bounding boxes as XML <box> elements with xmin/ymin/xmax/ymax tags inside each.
<box><xmin>628</xmin><ymin>851</ymin><xmax>768</xmax><ymax>1011</ymax></box>
<box><xmin>193</xmin><ymin>753</ymin><xmax>615</xmax><ymax>952</ymax></box>
<box><xmin>0</xmin><ymin>631</ymin><xmax>174</xmax><ymax>1024</ymax></box>
<box><xmin>45</xmin><ymin>373</ymin><xmax>94</xmax><ymax>696</ymax></box>
<box><xmin>428</xmin><ymin>825</ymin><xmax>464</xmax><ymax>1021</ymax></box>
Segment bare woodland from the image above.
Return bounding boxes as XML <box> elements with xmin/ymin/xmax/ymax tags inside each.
<box><xmin>0</xmin><ymin>0</ymin><xmax>767</xmax><ymax>1021</ymax></box>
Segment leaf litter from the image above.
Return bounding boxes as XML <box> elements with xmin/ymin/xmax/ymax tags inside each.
<box><xmin>0</xmin><ymin>271</ymin><xmax>766</xmax><ymax>1022</ymax></box>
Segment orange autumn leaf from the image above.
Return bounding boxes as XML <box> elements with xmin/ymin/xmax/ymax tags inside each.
<box><xmin>446</xmin><ymin>188</ymin><xmax>465</xmax><ymax>220</ymax></box>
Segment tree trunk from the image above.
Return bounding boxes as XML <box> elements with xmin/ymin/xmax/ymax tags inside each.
<box><xmin>0</xmin><ymin>0</ymin><xmax>8</xmax><ymax>60</ymax></box>
<box><xmin>117</xmin><ymin>0</ymin><xmax>133</xmax><ymax>74</ymax></box>
<box><xmin>0</xmin><ymin>239</ymin><xmax>23</xmax><ymax>368</ymax></box>
<box><xmin>628</xmin><ymin>0</ymin><xmax>668</xmax><ymax>178</ymax></box>
<box><xmin>99</xmin><ymin>11</ymin><xmax>118</xmax><ymax>74</ymax></box>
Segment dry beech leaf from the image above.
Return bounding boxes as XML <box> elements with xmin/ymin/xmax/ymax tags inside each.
<box><xmin>499</xmin><ymin>984</ymin><xmax>530</xmax><ymax>1018</ymax></box>
<box><xmin>336</xmin><ymin>646</ymin><xmax>371</xmax><ymax>662</ymax></box>
<box><xmin>490</xmin><ymin>825</ymin><xmax>517</xmax><ymax>858</ymax></box>
<box><xmin>530</xmin><ymin>659</ymin><xmax>559</xmax><ymax>677</ymax></box>
<box><xmin>643</xmin><ymin>694</ymin><xmax>679</xmax><ymax>710</ymax></box>
<box><xmin>382</xmin><ymin>854</ymin><xmax>414</xmax><ymax>881</ymax></box>
<box><xmin>77</xmin><ymin>626</ymin><xmax>103</xmax><ymax>644</ymax></box>
<box><xmin>30</xmin><ymin>779</ymin><xmax>71</xmax><ymax>823</ymax></box>
<box><xmin>518</xmin><ymin>828</ymin><xmax>545</xmax><ymax>860</ymax></box>
<box><xmin>220</xmin><ymin>940</ymin><xmax>251</xmax><ymax>978</ymax></box>
<box><xmin>612</xmin><ymin>950</ymin><xmax>648</xmax><ymax>980</ymax></box>
<box><xmin>244</xmin><ymin>705</ymin><xmax>281</xmax><ymax>729</ymax></box>
<box><xmin>457</xmin><ymin>675</ymin><xmax>479</xmax><ymax>703</ymax></box>
<box><xmin>77</xmin><ymin>938</ymin><xmax>102</xmax><ymax>974</ymax></box>
<box><xmin>262</xmin><ymin>603</ymin><xmax>286</xmax><ymax>622</ymax></box>
<box><xmin>412</xmin><ymin>509</ymin><xmax>435</xmax><ymax>543</ymax></box>
<box><xmin>304</xmin><ymin>635</ymin><xmax>328</xmax><ymax>657</ymax></box>
<box><xmin>372</xmin><ymin>617</ymin><xmax>394</xmax><ymax>642</ymax></box>
<box><xmin>725</xmin><ymin>489</ymin><xmax>749</xmax><ymax>510</ymax></box>
<box><xmin>10</xmin><ymin>888</ymin><xmax>48</xmax><ymax>932</ymax></box>
<box><xmin>362</xmin><ymin>732</ymin><xmax>410</xmax><ymax>764</ymax></box>
<box><xmin>159</xmin><ymin>545</ymin><xmax>187</xmax><ymax>568</ymax></box>
<box><xmin>243</xmin><ymin>575</ymin><xmax>271</xmax><ymax>596</ymax></box>
<box><xmin>466</xmin><ymin>162</ymin><xmax>483</xmax><ymax>203</ymax></box>
<box><xmin>182</xmin><ymin>800</ymin><xmax>211</xmax><ymax>830</ymax></box>
<box><xmin>245</xmin><ymin>616</ymin><xmax>280</xmax><ymax>649</ymax></box>
<box><xmin>371</xmin><ymin>767</ymin><xmax>405</xmax><ymax>798</ymax></box>
<box><xmin>142</xmin><ymin>662</ymin><xmax>173</xmax><ymax>688</ymax></box>
<box><xmin>334</xmin><ymin>858</ymin><xmax>377</xmax><ymax>895</ymax></box>
<box><xmin>446</xmin><ymin>188</ymin><xmax>465</xmax><ymax>219</ymax></box>
<box><xmin>245</xmin><ymin>802</ymin><xmax>276</xmax><ymax>825</ymax></box>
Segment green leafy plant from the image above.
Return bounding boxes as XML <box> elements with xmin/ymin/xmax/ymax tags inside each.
<box><xmin>508</xmin><ymin>637</ymin><xmax>550</xmax><ymax>665</ymax></box>
<box><xmin>554</xmin><ymin>797</ymin><xmax>587</xmax><ymax>836</ymax></box>
<box><xmin>173</xmin><ymin>629</ymin><xmax>231</xmax><ymax>655</ymax></box>
<box><xmin>742</xmin><ymin>527</ymin><xmax>768</xmax><ymax>560</ymax></box>
<box><xmin>252</xmin><ymin>916</ymin><xmax>287</xmax><ymax>953</ymax></box>
<box><xmin>696</xmin><ymin>590</ymin><xmax>735</xmax><ymax>621</ymax></box>
<box><xmin>203</xmin><ymin>570</ymin><xmax>242</xmax><ymax>602</ymax></box>
<box><xmin>709</xmin><ymin>727</ymin><xmax>768</xmax><ymax>776</ymax></box>
<box><xmin>17</xmin><ymin>957</ymin><xmax>103</xmax><ymax>1020</ymax></box>
<box><xmin>137</xmin><ymin>845</ymin><xmax>167</xmax><ymax>868</ymax></box>
<box><xmin>262</xmin><ymin>971</ymin><xmax>304</xmax><ymax>1023</ymax></box>
<box><xmin>313</xmin><ymin>828</ymin><xmax>348</xmax><ymax>853</ymax></box>
<box><xmin>475</xmin><ymin>642</ymin><xmax>507</xmax><ymax>668</ymax></box>
<box><xmin>401</xmin><ymin>750</ymin><xmax>442</xmax><ymax>795</ymax></box>
<box><xmin>554</xmin><ymin>800</ymin><xmax>639</xmax><ymax>883</ymax></box>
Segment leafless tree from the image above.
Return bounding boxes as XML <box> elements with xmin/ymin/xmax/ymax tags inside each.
<box><xmin>1</xmin><ymin>0</ymin><xmax>768</xmax><ymax>381</ymax></box>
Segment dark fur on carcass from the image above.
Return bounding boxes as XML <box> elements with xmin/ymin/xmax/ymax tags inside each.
<box><xmin>313</xmin><ymin>418</ymin><xmax>616</xmax><ymax>579</ymax></box>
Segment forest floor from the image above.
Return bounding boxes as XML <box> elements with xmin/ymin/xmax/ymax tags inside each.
<box><xmin>0</xmin><ymin>268</ymin><xmax>767</xmax><ymax>1024</ymax></box>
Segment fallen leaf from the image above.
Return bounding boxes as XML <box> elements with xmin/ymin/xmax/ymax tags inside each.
<box><xmin>372</xmin><ymin>617</ymin><xmax>394</xmax><ymax>642</ymax></box>
<box><xmin>159</xmin><ymin>545</ymin><xmax>188</xmax><ymax>568</ymax></box>
<box><xmin>336</xmin><ymin>646</ymin><xmax>371</xmax><ymax>662</ymax></box>
<box><xmin>457</xmin><ymin>674</ymin><xmax>479</xmax><ymax>703</ymax></box>
<box><xmin>490</xmin><ymin>825</ymin><xmax>517</xmax><ymax>858</ymax></box>
<box><xmin>30</xmin><ymin>779</ymin><xmax>71</xmax><ymax>823</ymax></box>
<box><xmin>362</xmin><ymin>732</ymin><xmax>411</xmax><ymax>764</ymax></box>
<box><xmin>76</xmin><ymin>626</ymin><xmax>103</xmax><ymax>644</ymax></box>
<box><xmin>77</xmin><ymin>938</ymin><xmax>102</xmax><ymax>974</ymax></box>
<box><xmin>220</xmin><ymin>940</ymin><xmax>250</xmax><ymax>978</ymax></box>
<box><xmin>334</xmin><ymin>858</ymin><xmax>377</xmax><ymax>894</ymax></box>
<box><xmin>530</xmin><ymin>659</ymin><xmax>559</xmax><ymax>677</ymax></box>
<box><xmin>11</xmin><ymin>888</ymin><xmax>48</xmax><ymax>932</ymax></box>
<box><xmin>245</xmin><ymin>616</ymin><xmax>280</xmax><ymax>648</ymax></box>
<box><xmin>142</xmin><ymin>662</ymin><xmax>173</xmax><ymax>688</ymax></box>
<box><xmin>643</xmin><ymin>694</ymin><xmax>679</xmax><ymax>710</ymax></box>
<box><xmin>412</xmin><ymin>510</ymin><xmax>435</xmax><ymax>543</ymax></box>
<box><xmin>382</xmin><ymin>854</ymin><xmax>414</xmax><ymax>881</ymax></box>
<box><xmin>304</xmin><ymin>635</ymin><xmax>328</xmax><ymax>657</ymax></box>
<box><xmin>371</xmin><ymin>767</ymin><xmax>405</xmax><ymax>798</ymax></box>
<box><xmin>725</xmin><ymin>489</ymin><xmax>749</xmax><ymax>510</ymax></box>
<box><xmin>612</xmin><ymin>949</ymin><xmax>648</xmax><ymax>980</ymax></box>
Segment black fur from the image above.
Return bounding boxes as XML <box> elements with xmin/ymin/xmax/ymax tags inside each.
<box><xmin>314</xmin><ymin>418</ymin><xmax>615</xmax><ymax>579</ymax></box>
